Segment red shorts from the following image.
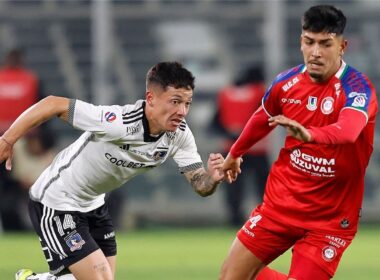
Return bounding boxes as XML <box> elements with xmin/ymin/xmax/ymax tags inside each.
<box><xmin>237</xmin><ymin>207</ymin><xmax>354</xmax><ymax>277</ymax></box>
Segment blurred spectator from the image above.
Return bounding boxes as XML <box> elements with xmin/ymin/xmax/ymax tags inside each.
<box><xmin>213</xmin><ymin>65</ymin><xmax>271</xmax><ymax>227</ymax></box>
<box><xmin>0</xmin><ymin>48</ymin><xmax>43</xmax><ymax>132</ymax></box>
<box><xmin>0</xmin><ymin>48</ymin><xmax>43</xmax><ymax>231</ymax></box>
<box><xmin>11</xmin><ymin>128</ymin><xmax>56</xmax><ymax>229</ymax></box>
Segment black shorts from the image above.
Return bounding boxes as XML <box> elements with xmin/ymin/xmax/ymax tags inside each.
<box><xmin>28</xmin><ymin>199</ymin><xmax>117</xmax><ymax>275</ymax></box>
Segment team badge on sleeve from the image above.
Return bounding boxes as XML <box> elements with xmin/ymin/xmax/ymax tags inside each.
<box><xmin>105</xmin><ymin>112</ymin><xmax>117</xmax><ymax>123</ymax></box>
<box><xmin>65</xmin><ymin>231</ymin><xmax>86</xmax><ymax>252</ymax></box>
<box><xmin>352</xmin><ymin>96</ymin><xmax>366</xmax><ymax>108</ymax></box>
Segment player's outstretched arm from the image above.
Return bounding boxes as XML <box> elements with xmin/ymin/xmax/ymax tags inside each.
<box><xmin>0</xmin><ymin>95</ymin><xmax>70</xmax><ymax>170</ymax></box>
<box><xmin>184</xmin><ymin>153</ymin><xmax>225</xmax><ymax>197</ymax></box>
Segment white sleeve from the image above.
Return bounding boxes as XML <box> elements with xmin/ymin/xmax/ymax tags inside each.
<box><xmin>69</xmin><ymin>99</ymin><xmax>125</xmax><ymax>141</ymax></box>
<box><xmin>172</xmin><ymin>127</ymin><xmax>203</xmax><ymax>173</ymax></box>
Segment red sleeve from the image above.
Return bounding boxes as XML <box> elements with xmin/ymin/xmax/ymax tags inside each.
<box><xmin>230</xmin><ymin>106</ymin><xmax>274</xmax><ymax>158</ymax></box>
<box><xmin>309</xmin><ymin>108</ymin><xmax>367</xmax><ymax>144</ymax></box>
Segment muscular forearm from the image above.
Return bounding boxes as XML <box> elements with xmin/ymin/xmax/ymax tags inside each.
<box><xmin>187</xmin><ymin>169</ymin><xmax>221</xmax><ymax>197</ymax></box>
<box><xmin>2</xmin><ymin>95</ymin><xmax>70</xmax><ymax>144</ymax></box>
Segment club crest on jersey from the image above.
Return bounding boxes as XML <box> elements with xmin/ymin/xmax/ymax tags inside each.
<box><xmin>105</xmin><ymin>111</ymin><xmax>117</xmax><ymax>123</ymax></box>
<box><xmin>306</xmin><ymin>96</ymin><xmax>318</xmax><ymax>111</ymax></box>
<box><xmin>64</xmin><ymin>231</ymin><xmax>85</xmax><ymax>252</ymax></box>
<box><xmin>321</xmin><ymin>97</ymin><xmax>334</xmax><ymax>115</ymax></box>
<box><xmin>153</xmin><ymin>151</ymin><xmax>168</xmax><ymax>160</ymax></box>
<box><xmin>322</xmin><ymin>246</ymin><xmax>337</xmax><ymax>262</ymax></box>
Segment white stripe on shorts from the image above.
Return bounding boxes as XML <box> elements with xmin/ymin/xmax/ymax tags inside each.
<box><xmin>40</xmin><ymin>206</ymin><xmax>67</xmax><ymax>258</ymax></box>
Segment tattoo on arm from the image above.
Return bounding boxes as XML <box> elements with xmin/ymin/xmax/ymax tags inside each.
<box><xmin>187</xmin><ymin>168</ymin><xmax>220</xmax><ymax>197</ymax></box>
<box><xmin>93</xmin><ymin>261</ymin><xmax>108</xmax><ymax>273</ymax></box>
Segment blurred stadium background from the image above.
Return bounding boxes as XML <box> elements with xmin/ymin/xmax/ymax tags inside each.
<box><xmin>0</xmin><ymin>0</ymin><xmax>380</xmax><ymax>232</ymax></box>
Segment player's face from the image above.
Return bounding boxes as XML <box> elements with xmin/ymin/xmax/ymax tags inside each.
<box><xmin>146</xmin><ymin>85</ymin><xmax>193</xmax><ymax>134</ymax></box>
<box><xmin>300</xmin><ymin>31</ymin><xmax>347</xmax><ymax>83</ymax></box>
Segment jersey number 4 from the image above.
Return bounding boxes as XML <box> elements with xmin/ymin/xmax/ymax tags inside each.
<box><xmin>248</xmin><ymin>214</ymin><xmax>262</xmax><ymax>229</ymax></box>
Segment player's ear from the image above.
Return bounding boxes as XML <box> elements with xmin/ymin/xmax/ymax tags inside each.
<box><xmin>340</xmin><ymin>39</ymin><xmax>348</xmax><ymax>56</ymax></box>
<box><xmin>146</xmin><ymin>91</ymin><xmax>154</xmax><ymax>106</ymax></box>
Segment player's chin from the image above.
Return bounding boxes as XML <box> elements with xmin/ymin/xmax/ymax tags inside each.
<box><xmin>166</xmin><ymin>124</ymin><xmax>179</xmax><ymax>132</ymax></box>
<box><xmin>308</xmin><ymin>71</ymin><xmax>324</xmax><ymax>80</ymax></box>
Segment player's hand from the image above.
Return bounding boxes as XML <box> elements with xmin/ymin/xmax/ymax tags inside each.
<box><xmin>269</xmin><ymin>115</ymin><xmax>312</xmax><ymax>142</ymax></box>
<box><xmin>222</xmin><ymin>153</ymin><xmax>243</xmax><ymax>183</ymax></box>
<box><xmin>207</xmin><ymin>153</ymin><xmax>225</xmax><ymax>183</ymax></box>
<box><xmin>0</xmin><ymin>137</ymin><xmax>14</xmax><ymax>171</ymax></box>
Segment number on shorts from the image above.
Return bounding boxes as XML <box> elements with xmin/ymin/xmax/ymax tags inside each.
<box><xmin>248</xmin><ymin>214</ymin><xmax>262</xmax><ymax>229</ymax></box>
<box><xmin>63</xmin><ymin>214</ymin><xmax>76</xmax><ymax>230</ymax></box>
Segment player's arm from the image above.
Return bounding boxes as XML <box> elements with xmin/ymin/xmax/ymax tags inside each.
<box><xmin>0</xmin><ymin>95</ymin><xmax>69</xmax><ymax>170</ymax></box>
<box><xmin>269</xmin><ymin>109</ymin><xmax>367</xmax><ymax>144</ymax></box>
<box><xmin>183</xmin><ymin>153</ymin><xmax>225</xmax><ymax>197</ymax></box>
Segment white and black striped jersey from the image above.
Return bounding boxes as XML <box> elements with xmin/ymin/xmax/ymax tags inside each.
<box><xmin>29</xmin><ymin>99</ymin><xmax>203</xmax><ymax>212</ymax></box>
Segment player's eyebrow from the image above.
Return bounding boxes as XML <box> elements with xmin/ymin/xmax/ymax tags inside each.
<box><xmin>302</xmin><ymin>35</ymin><xmax>334</xmax><ymax>43</ymax></box>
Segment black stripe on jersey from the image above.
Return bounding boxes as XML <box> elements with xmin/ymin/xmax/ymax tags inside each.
<box><xmin>122</xmin><ymin>106</ymin><xmax>143</xmax><ymax>117</ymax></box>
<box><xmin>156</xmin><ymin>146</ymin><xmax>169</xmax><ymax>150</ymax></box>
<box><xmin>179</xmin><ymin>120</ymin><xmax>187</xmax><ymax>131</ymax></box>
<box><xmin>122</xmin><ymin>111</ymin><xmax>143</xmax><ymax>120</ymax></box>
<box><xmin>179</xmin><ymin>162</ymin><xmax>204</xmax><ymax>173</ymax></box>
<box><xmin>32</xmin><ymin>133</ymin><xmax>94</xmax><ymax>202</ymax></box>
<box><xmin>123</xmin><ymin>116</ymin><xmax>143</xmax><ymax>124</ymax></box>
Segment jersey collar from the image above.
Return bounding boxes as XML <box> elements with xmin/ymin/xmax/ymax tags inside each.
<box><xmin>142</xmin><ymin>101</ymin><xmax>165</xmax><ymax>142</ymax></box>
<box><xmin>335</xmin><ymin>60</ymin><xmax>348</xmax><ymax>79</ymax></box>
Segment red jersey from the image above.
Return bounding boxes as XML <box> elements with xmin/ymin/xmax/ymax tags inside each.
<box><xmin>0</xmin><ymin>67</ymin><xmax>39</xmax><ymax>132</ymax></box>
<box><xmin>232</xmin><ymin>61</ymin><xmax>378</xmax><ymax>234</ymax></box>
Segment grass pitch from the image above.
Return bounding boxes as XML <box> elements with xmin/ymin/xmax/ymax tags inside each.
<box><xmin>0</xmin><ymin>225</ymin><xmax>379</xmax><ymax>279</ymax></box>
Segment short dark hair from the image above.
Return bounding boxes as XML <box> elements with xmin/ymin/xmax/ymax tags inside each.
<box><xmin>302</xmin><ymin>5</ymin><xmax>346</xmax><ymax>35</ymax></box>
<box><xmin>146</xmin><ymin>61</ymin><xmax>195</xmax><ymax>91</ymax></box>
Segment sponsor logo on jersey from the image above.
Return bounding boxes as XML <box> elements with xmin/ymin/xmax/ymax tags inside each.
<box><xmin>348</xmin><ymin>91</ymin><xmax>366</xmax><ymax>99</ymax></box>
<box><xmin>282</xmin><ymin>76</ymin><xmax>300</xmax><ymax>92</ymax></box>
<box><xmin>290</xmin><ymin>149</ymin><xmax>335</xmax><ymax>177</ymax></box>
<box><xmin>241</xmin><ymin>226</ymin><xmax>255</xmax><ymax>237</ymax></box>
<box><xmin>64</xmin><ymin>231</ymin><xmax>85</xmax><ymax>252</ymax></box>
<box><xmin>322</xmin><ymin>246</ymin><xmax>337</xmax><ymax>262</ymax></box>
<box><xmin>126</xmin><ymin>124</ymin><xmax>140</xmax><ymax>135</ymax></box>
<box><xmin>306</xmin><ymin>96</ymin><xmax>318</xmax><ymax>111</ymax></box>
<box><xmin>105</xmin><ymin>153</ymin><xmax>154</xmax><ymax>169</ymax></box>
<box><xmin>325</xmin><ymin>235</ymin><xmax>347</xmax><ymax>248</ymax></box>
<box><xmin>334</xmin><ymin>83</ymin><xmax>341</xmax><ymax>97</ymax></box>
<box><xmin>321</xmin><ymin>97</ymin><xmax>334</xmax><ymax>114</ymax></box>
<box><xmin>104</xmin><ymin>231</ymin><xmax>115</xmax><ymax>240</ymax></box>
<box><xmin>105</xmin><ymin>111</ymin><xmax>117</xmax><ymax>123</ymax></box>
<box><xmin>281</xmin><ymin>98</ymin><xmax>301</xmax><ymax>105</ymax></box>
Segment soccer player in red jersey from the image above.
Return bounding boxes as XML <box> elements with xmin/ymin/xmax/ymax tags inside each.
<box><xmin>219</xmin><ymin>5</ymin><xmax>378</xmax><ymax>280</ymax></box>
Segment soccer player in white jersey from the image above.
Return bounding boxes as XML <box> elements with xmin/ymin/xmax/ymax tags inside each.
<box><xmin>0</xmin><ymin>62</ymin><xmax>225</xmax><ymax>280</ymax></box>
